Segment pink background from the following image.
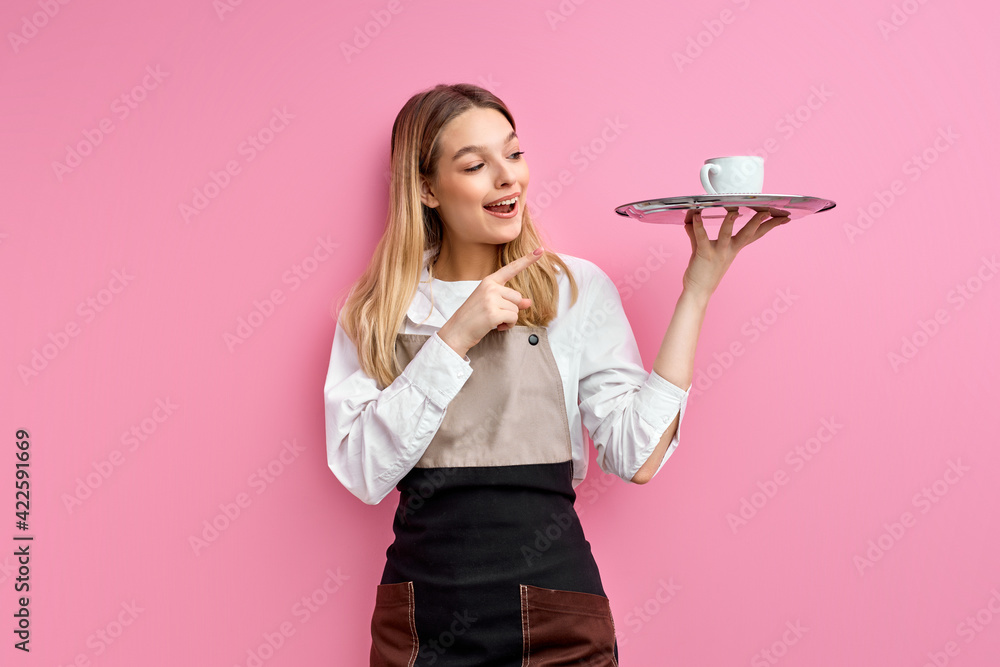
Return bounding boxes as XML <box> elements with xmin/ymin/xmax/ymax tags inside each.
<box><xmin>3</xmin><ymin>0</ymin><xmax>999</xmax><ymax>664</ymax></box>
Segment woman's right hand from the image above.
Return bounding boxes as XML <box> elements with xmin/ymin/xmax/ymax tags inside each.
<box><xmin>436</xmin><ymin>247</ymin><xmax>545</xmax><ymax>357</ymax></box>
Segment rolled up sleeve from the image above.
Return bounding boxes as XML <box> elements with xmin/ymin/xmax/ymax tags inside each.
<box><xmin>577</xmin><ymin>268</ymin><xmax>691</xmax><ymax>483</ymax></box>
<box><xmin>324</xmin><ymin>321</ymin><xmax>473</xmax><ymax>505</ymax></box>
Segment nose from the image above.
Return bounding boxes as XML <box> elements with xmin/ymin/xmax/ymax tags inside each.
<box><xmin>495</xmin><ymin>159</ymin><xmax>517</xmax><ymax>187</ymax></box>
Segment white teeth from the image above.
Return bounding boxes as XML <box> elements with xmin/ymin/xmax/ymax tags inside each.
<box><xmin>486</xmin><ymin>197</ymin><xmax>517</xmax><ymax>207</ymax></box>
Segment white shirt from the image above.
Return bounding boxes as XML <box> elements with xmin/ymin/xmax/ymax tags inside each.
<box><xmin>324</xmin><ymin>248</ymin><xmax>691</xmax><ymax>505</ymax></box>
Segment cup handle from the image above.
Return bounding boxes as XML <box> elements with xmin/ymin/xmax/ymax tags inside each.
<box><xmin>700</xmin><ymin>163</ymin><xmax>720</xmax><ymax>194</ymax></box>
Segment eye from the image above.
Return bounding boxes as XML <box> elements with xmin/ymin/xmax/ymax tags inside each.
<box><xmin>463</xmin><ymin>151</ymin><xmax>526</xmax><ymax>173</ymax></box>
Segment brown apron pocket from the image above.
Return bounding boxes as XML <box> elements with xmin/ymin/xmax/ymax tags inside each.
<box><xmin>370</xmin><ymin>581</ymin><xmax>418</xmax><ymax>667</ymax></box>
<box><xmin>519</xmin><ymin>584</ymin><xmax>618</xmax><ymax>666</ymax></box>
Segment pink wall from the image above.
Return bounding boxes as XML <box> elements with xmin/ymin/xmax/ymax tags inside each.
<box><xmin>3</xmin><ymin>0</ymin><xmax>998</xmax><ymax>664</ymax></box>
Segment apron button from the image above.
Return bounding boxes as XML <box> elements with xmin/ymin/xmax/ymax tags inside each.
<box><xmin>528</xmin><ymin>334</ymin><xmax>539</xmax><ymax>345</ymax></box>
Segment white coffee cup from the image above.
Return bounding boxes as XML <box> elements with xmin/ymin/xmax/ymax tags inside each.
<box><xmin>700</xmin><ymin>156</ymin><xmax>764</xmax><ymax>194</ymax></box>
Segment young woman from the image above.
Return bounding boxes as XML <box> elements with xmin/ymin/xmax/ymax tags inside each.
<box><xmin>324</xmin><ymin>83</ymin><xmax>789</xmax><ymax>665</ymax></box>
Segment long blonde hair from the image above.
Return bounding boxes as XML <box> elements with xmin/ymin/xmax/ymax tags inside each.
<box><xmin>335</xmin><ymin>83</ymin><xmax>579</xmax><ymax>389</ymax></box>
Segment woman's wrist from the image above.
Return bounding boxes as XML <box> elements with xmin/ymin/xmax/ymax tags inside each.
<box><xmin>436</xmin><ymin>322</ymin><xmax>470</xmax><ymax>358</ymax></box>
<box><xmin>678</xmin><ymin>286</ymin><xmax>712</xmax><ymax>311</ymax></box>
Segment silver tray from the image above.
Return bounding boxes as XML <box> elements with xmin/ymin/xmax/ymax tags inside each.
<box><xmin>615</xmin><ymin>194</ymin><xmax>836</xmax><ymax>224</ymax></box>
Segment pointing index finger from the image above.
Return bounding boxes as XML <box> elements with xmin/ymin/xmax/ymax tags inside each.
<box><xmin>488</xmin><ymin>247</ymin><xmax>544</xmax><ymax>285</ymax></box>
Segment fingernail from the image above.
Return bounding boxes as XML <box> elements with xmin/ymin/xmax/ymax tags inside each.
<box><xmin>533</xmin><ymin>247</ymin><xmax>544</xmax><ymax>256</ymax></box>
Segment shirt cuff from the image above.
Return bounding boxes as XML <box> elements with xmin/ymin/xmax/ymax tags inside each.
<box><xmin>399</xmin><ymin>330</ymin><xmax>474</xmax><ymax>408</ymax></box>
<box><xmin>628</xmin><ymin>369</ymin><xmax>690</xmax><ymax>481</ymax></box>
<box><xmin>633</xmin><ymin>368</ymin><xmax>690</xmax><ymax>430</ymax></box>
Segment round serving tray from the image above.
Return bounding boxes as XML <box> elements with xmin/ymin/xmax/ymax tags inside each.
<box><xmin>615</xmin><ymin>194</ymin><xmax>836</xmax><ymax>224</ymax></box>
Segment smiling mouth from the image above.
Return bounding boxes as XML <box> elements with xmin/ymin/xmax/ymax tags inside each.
<box><xmin>483</xmin><ymin>198</ymin><xmax>520</xmax><ymax>219</ymax></box>
<box><xmin>484</xmin><ymin>201</ymin><xmax>516</xmax><ymax>214</ymax></box>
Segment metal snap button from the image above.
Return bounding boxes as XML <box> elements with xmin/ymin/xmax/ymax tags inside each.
<box><xmin>528</xmin><ymin>334</ymin><xmax>539</xmax><ymax>345</ymax></box>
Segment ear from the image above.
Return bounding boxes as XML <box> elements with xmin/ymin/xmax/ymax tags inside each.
<box><xmin>419</xmin><ymin>177</ymin><xmax>440</xmax><ymax>209</ymax></box>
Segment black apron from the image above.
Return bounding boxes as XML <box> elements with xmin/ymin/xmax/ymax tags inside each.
<box><xmin>369</xmin><ymin>326</ymin><xmax>620</xmax><ymax>666</ymax></box>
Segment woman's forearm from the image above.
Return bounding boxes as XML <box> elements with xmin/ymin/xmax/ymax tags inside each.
<box><xmin>652</xmin><ymin>287</ymin><xmax>711</xmax><ymax>391</ymax></box>
<box><xmin>631</xmin><ymin>287</ymin><xmax>710</xmax><ymax>483</ymax></box>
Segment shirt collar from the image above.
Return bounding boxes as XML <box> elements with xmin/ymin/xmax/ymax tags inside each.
<box><xmin>405</xmin><ymin>246</ymin><xmax>486</xmax><ymax>329</ymax></box>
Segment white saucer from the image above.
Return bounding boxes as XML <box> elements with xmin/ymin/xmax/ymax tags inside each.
<box><xmin>615</xmin><ymin>194</ymin><xmax>836</xmax><ymax>224</ymax></box>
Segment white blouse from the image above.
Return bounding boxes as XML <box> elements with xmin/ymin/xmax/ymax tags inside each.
<box><xmin>324</xmin><ymin>248</ymin><xmax>692</xmax><ymax>505</ymax></box>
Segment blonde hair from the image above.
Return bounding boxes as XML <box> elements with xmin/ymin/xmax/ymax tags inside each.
<box><xmin>335</xmin><ymin>83</ymin><xmax>578</xmax><ymax>389</ymax></box>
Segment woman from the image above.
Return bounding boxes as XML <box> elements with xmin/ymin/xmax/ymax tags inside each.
<box><xmin>324</xmin><ymin>83</ymin><xmax>789</xmax><ymax>665</ymax></box>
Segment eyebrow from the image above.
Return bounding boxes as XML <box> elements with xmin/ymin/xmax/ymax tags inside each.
<box><xmin>451</xmin><ymin>130</ymin><xmax>518</xmax><ymax>162</ymax></box>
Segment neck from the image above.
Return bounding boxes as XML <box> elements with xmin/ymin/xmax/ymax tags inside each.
<box><xmin>432</xmin><ymin>240</ymin><xmax>498</xmax><ymax>282</ymax></box>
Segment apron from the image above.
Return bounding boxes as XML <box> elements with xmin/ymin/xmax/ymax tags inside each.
<box><xmin>370</xmin><ymin>325</ymin><xmax>620</xmax><ymax>666</ymax></box>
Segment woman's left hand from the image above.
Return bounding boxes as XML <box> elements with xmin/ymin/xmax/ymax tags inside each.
<box><xmin>681</xmin><ymin>206</ymin><xmax>789</xmax><ymax>299</ymax></box>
